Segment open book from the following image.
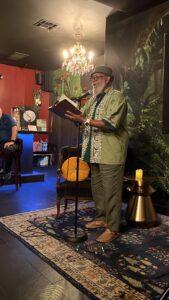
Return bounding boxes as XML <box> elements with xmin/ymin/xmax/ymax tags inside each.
<box><xmin>48</xmin><ymin>94</ymin><xmax>81</xmax><ymax>119</ymax></box>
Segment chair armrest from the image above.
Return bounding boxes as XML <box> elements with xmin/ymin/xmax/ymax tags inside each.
<box><xmin>56</xmin><ymin>168</ymin><xmax>62</xmax><ymax>183</ymax></box>
<box><xmin>15</xmin><ymin>138</ymin><xmax>23</xmax><ymax>154</ymax></box>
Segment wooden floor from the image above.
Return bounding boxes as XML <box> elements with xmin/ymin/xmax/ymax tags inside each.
<box><xmin>0</xmin><ymin>166</ymin><xmax>89</xmax><ymax>300</ymax></box>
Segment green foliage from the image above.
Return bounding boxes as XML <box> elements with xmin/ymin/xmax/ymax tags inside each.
<box><xmin>128</xmin><ymin>95</ymin><xmax>169</xmax><ymax>192</ymax></box>
<box><xmin>134</xmin><ymin>20</ymin><xmax>162</xmax><ymax>71</ymax></box>
<box><xmin>135</xmin><ymin>46</ymin><xmax>151</xmax><ymax>70</ymax></box>
<box><xmin>124</xmin><ymin>17</ymin><xmax>169</xmax><ymax>193</ymax></box>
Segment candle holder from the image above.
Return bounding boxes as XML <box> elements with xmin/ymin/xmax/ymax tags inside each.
<box><xmin>126</xmin><ymin>177</ymin><xmax>160</xmax><ymax>228</ymax></box>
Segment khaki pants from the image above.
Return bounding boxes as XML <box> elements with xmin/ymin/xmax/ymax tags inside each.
<box><xmin>91</xmin><ymin>163</ymin><xmax>124</xmax><ymax>232</ymax></box>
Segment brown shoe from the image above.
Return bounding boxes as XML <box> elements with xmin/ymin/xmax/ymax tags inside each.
<box><xmin>85</xmin><ymin>220</ymin><xmax>107</xmax><ymax>229</ymax></box>
<box><xmin>96</xmin><ymin>228</ymin><xmax>120</xmax><ymax>243</ymax></box>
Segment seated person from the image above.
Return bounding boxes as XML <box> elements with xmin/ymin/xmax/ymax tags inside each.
<box><xmin>0</xmin><ymin>107</ymin><xmax>18</xmax><ymax>180</ymax></box>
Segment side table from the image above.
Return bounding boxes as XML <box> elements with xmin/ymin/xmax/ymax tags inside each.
<box><xmin>125</xmin><ymin>177</ymin><xmax>160</xmax><ymax>228</ymax></box>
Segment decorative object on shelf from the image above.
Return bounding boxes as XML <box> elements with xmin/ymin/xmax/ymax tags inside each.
<box><xmin>20</xmin><ymin>106</ymin><xmax>38</xmax><ymax>130</ymax></box>
<box><xmin>11</xmin><ymin>106</ymin><xmax>21</xmax><ymax>130</ymax></box>
<box><xmin>33</xmin><ymin>139</ymin><xmax>48</xmax><ymax>152</ymax></box>
<box><xmin>36</xmin><ymin>119</ymin><xmax>47</xmax><ymax>131</ymax></box>
<box><xmin>33</xmin><ymin>89</ymin><xmax>42</xmax><ymax>107</ymax></box>
<box><xmin>28</xmin><ymin>125</ymin><xmax>37</xmax><ymax>131</ymax></box>
<box><xmin>62</xmin><ymin>23</ymin><xmax>94</xmax><ymax>76</ymax></box>
<box><xmin>23</xmin><ymin>110</ymin><xmax>36</xmax><ymax>122</ymax></box>
<box><xmin>33</xmin><ymin>141</ymin><xmax>42</xmax><ymax>152</ymax></box>
<box><xmin>42</xmin><ymin>140</ymin><xmax>48</xmax><ymax>152</ymax></box>
<box><xmin>135</xmin><ymin>169</ymin><xmax>143</xmax><ymax>180</ymax></box>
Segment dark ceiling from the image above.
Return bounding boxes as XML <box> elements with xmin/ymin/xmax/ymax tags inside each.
<box><xmin>0</xmin><ymin>0</ymin><xmax>167</xmax><ymax>71</ymax></box>
<box><xmin>94</xmin><ymin>0</ymin><xmax>168</xmax><ymax>13</ymax></box>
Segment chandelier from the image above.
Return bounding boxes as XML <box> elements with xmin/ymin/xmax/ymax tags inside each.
<box><xmin>62</xmin><ymin>42</ymin><xmax>94</xmax><ymax>76</ymax></box>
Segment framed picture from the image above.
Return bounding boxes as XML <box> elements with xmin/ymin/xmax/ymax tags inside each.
<box><xmin>36</xmin><ymin>119</ymin><xmax>47</xmax><ymax>131</ymax></box>
<box><xmin>20</xmin><ymin>106</ymin><xmax>39</xmax><ymax>130</ymax></box>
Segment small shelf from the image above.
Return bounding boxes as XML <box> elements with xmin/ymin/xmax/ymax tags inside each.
<box><xmin>33</xmin><ymin>152</ymin><xmax>52</xmax><ymax>166</ymax></box>
<box><xmin>18</xmin><ymin>131</ymin><xmax>48</xmax><ymax>134</ymax></box>
<box><xmin>33</xmin><ymin>151</ymin><xmax>51</xmax><ymax>154</ymax></box>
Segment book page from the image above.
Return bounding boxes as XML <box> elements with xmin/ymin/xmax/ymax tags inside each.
<box><xmin>59</xmin><ymin>94</ymin><xmax>78</xmax><ymax>108</ymax></box>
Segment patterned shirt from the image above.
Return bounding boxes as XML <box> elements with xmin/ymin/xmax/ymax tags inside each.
<box><xmin>81</xmin><ymin>87</ymin><xmax>128</xmax><ymax>164</ymax></box>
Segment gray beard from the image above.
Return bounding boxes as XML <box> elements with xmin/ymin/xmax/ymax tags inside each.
<box><xmin>92</xmin><ymin>83</ymin><xmax>106</xmax><ymax>96</ymax></box>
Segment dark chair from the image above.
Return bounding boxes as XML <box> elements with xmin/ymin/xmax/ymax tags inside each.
<box><xmin>56</xmin><ymin>145</ymin><xmax>92</xmax><ymax>216</ymax></box>
<box><xmin>0</xmin><ymin>138</ymin><xmax>23</xmax><ymax>191</ymax></box>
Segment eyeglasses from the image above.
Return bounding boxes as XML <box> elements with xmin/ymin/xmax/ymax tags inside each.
<box><xmin>90</xmin><ymin>75</ymin><xmax>106</xmax><ymax>82</ymax></box>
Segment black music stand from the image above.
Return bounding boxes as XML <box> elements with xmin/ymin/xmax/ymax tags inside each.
<box><xmin>49</xmin><ymin>98</ymin><xmax>88</xmax><ymax>243</ymax></box>
<box><xmin>62</xmin><ymin>121</ymin><xmax>88</xmax><ymax>243</ymax></box>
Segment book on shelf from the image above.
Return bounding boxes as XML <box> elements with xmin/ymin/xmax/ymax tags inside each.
<box><xmin>28</xmin><ymin>125</ymin><xmax>37</xmax><ymax>131</ymax></box>
<box><xmin>48</xmin><ymin>94</ymin><xmax>81</xmax><ymax>119</ymax></box>
<box><xmin>36</xmin><ymin>119</ymin><xmax>47</xmax><ymax>131</ymax></box>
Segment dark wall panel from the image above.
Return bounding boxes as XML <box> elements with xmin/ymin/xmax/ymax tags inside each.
<box><xmin>42</xmin><ymin>71</ymin><xmax>54</xmax><ymax>92</ymax></box>
<box><xmin>162</xmin><ymin>31</ymin><xmax>169</xmax><ymax>133</ymax></box>
<box><xmin>35</xmin><ymin>72</ymin><xmax>43</xmax><ymax>85</ymax></box>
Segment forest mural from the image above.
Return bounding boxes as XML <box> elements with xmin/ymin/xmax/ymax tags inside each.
<box><xmin>106</xmin><ymin>2</ymin><xmax>169</xmax><ymax>198</ymax></box>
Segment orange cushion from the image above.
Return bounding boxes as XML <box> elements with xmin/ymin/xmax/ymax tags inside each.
<box><xmin>61</xmin><ymin>156</ymin><xmax>90</xmax><ymax>182</ymax></box>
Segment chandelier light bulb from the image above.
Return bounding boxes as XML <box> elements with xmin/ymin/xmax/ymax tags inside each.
<box><xmin>88</xmin><ymin>51</ymin><xmax>94</xmax><ymax>61</ymax></box>
<box><xmin>81</xmin><ymin>47</ymin><xmax>86</xmax><ymax>55</ymax></box>
<box><xmin>70</xmin><ymin>47</ymin><xmax>75</xmax><ymax>54</ymax></box>
<box><xmin>63</xmin><ymin>50</ymin><xmax>69</xmax><ymax>59</ymax></box>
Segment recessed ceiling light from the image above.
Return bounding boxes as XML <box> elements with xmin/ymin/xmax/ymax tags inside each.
<box><xmin>7</xmin><ymin>52</ymin><xmax>30</xmax><ymax>61</ymax></box>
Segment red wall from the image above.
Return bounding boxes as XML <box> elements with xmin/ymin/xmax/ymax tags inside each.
<box><xmin>0</xmin><ymin>64</ymin><xmax>50</xmax><ymax>124</ymax></box>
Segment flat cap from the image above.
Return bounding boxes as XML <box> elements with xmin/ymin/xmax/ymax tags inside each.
<box><xmin>91</xmin><ymin>66</ymin><xmax>113</xmax><ymax>78</ymax></box>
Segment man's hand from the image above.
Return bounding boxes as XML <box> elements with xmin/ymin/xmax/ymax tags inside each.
<box><xmin>65</xmin><ymin>111</ymin><xmax>85</xmax><ymax>123</ymax></box>
<box><xmin>4</xmin><ymin>141</ymin><xmax>14</xmax><ymax>148</ymax></box>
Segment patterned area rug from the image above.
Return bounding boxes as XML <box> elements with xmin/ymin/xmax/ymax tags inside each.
<box><xmin>0</xmin><ymin>203</ymin><xmax>169</xmax><ymax>300</ymax></box>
